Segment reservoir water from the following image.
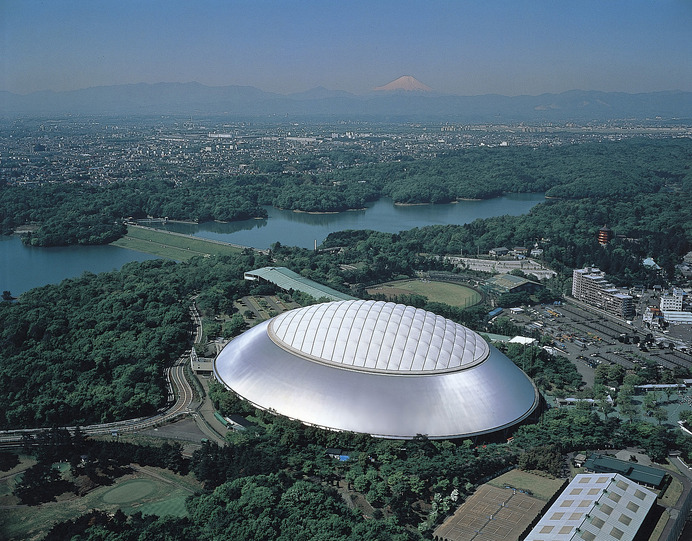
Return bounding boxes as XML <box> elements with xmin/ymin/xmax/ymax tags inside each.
<box><xmin>1</xmin><ymin>238</ymin><xmax>158</xmax><ymax>296</ymax></box>
<box><xmin>154</xmin><ymin>193</ymin><xmax>545</xmax><ymax>251</ymax></box>
<box><xmin>3</xmin><ymin>193</ymin><xmax>544</xmax><ymax>295</ymax></box>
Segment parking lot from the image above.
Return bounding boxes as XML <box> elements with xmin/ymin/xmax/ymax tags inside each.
<box><xmin>504</xmin><ymin>298</ymin><xmax>692</xmax><ymax>384</ymax></box>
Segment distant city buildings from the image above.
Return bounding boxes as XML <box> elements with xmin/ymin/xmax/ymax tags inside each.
<box><xmin>572</xmin><ymin>267</ymin><xmax>635</xmax><ymax>319</ymax></box>
<box><xmin>4</xmin><ymin>117</ymin><xmax>689</xmax><ymax>189</ymax></box>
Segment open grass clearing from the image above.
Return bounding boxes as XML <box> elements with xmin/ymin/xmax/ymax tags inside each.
<box><xmin>0</xmin><ymin>466</ymin><xmax>201</xmax><ymax>540</ymax></box>
<box><xmin>0</xmin><ymin>454</ymin><xmax>36</xmax><ymax>501</ymax></box>
<box><xmin>487</xmin><ymin>469</ymin><xmax>566</xmax><ymax>502</ymax></box>
<box><xmin>650</xmin><ymin>508</ymin><xmax>670</xmax><ymax>541</ymax></box>
<box><xmin>367</xmin><ymin>279</ymin><xmax>481</xmax><ymax>308</ymax></box>
<box><xmin>659</xmin><ymin>476</ymin><xmax>683</xmax><ymax>507</ymax></box>
<box><xmin>111</xmin><ymin>226</ymin><xmax>244</xmax><ymax>261</ymax></box>
<box><xmin>101</xmin><ymin>479</ymin><xmax>156</xmax><ymax>504</ymax></box>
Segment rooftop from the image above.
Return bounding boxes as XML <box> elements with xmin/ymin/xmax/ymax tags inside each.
<box><xmin>525</xmin><ymin>473</ymin><xmax>656</xmax><ymax>541</ymax></box>
<box><xmin>244</xmin><ymin>266</ymin><xmax>356</xmax><ymax>302</ymax></box>
<box><xmin>268</xmin><ymin>300</ymin><xmax>489</xmax><ymax>373</ymax></box>
<box><xmin>583</xmin><ymin>454</ymin><xmax>666</xmax><ymax>487</ymax></box>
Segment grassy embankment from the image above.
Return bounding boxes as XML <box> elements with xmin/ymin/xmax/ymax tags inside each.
<box><xmin>367</xmin><ymin>279</ymin><xmax>482</xmax><ymax>308</ymax></box>
<box><xmin>111</xmin><ymin>225</ymin><xmax>245</xmax><ymax>261</ymax></box>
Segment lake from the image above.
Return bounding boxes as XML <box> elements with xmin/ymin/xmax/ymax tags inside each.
<box><xmin>153</xmin><ymin>193</ymin><xmax>545</xmax><ymax>250</ymax></box>
<box><xmin>1</xmin><ymin>237</ymin><xmax>158</xmax><ymax>296</ymax></box>
<box><xmin>2</xmin><ymin>193</ymin><xmax>544</xmax><ymax>295</ymax></box>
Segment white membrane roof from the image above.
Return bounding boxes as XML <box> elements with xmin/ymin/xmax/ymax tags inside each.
<box><xmin>268</xmin><ymin>300</ymin><xmax>489</xmax><ymax>373</ymax></box>
<box><xmin>215</xmin><ymin>300</ymin><xmax>539</xmax><ymax>439</ymax></box>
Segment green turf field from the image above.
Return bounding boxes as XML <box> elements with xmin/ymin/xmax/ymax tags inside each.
<box><xmin>487</xmin><ymin>469</ymin><xmax>566</xmax><ymax>501</ymax></box>
<box><xmin>0</xmin><ymin>467</ymin><xmax>200</xmax><ymax>539</ymax></box>
<box><xmin>111</xmin><ymin>225</ymin><xmax>244</xmax><ymax>261</ymax></box>
<box><xmin>367</xmin><ymin>279</ymin><xmax>482</xmax><ymax>308</ymax></box>
<box><xmin>101</xmin><ymin>479</ymin><xmax>156</xmax><ymax>504</ymax></box>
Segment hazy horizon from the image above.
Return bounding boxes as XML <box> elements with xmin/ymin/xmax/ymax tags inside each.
<box><xmin>2</xmin><ymin>0</ymin><xmax>691</xmax><ymax>97</ymax></box>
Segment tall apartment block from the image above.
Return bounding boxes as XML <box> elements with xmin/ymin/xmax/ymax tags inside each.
<box><xmin>572</xmin><ymin>267</ymin><xmax>635</xmax><ymax>319</ymax></box>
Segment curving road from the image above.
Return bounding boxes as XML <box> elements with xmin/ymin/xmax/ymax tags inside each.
<box><xmin>0</xmin><ymin>302</ymin><xmax>202</xmax><ymax>445</ymax></box>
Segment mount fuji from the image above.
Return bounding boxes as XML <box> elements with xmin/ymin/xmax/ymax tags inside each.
<box><xmin>373</xmin><ymin>75</ymin><xmax>434</xmax><ymax>92</ymax></box>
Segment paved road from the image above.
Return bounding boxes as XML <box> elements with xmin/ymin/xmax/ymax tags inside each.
<box><xmin>0</xmin><ymin>302</ymin><xmax>201</xmax><ymax>445</ymax></box>
<box><xmin>660</xmin><ymin>457</ymin><xmax>692</xmax><ymax>540</ymax></box>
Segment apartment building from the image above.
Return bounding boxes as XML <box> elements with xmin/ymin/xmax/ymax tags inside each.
<box><xmin>572</xmin><ymin>267</ymin><xmax>635</xmax><ymax>319</ymax></box>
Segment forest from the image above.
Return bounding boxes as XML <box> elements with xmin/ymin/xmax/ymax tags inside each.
<box><xmin>0</xmin><ymin>250</ymin><xmax>278</xmax><ymax>428</ymax></box>
<box><xmin>2</xmin><ymin>247</ymin><xmax>692</xmax><ymax>538</ymax></box>
<box><xmin>2</xmin><ymin>138</ymin><xmax>690</xmax><ymax>248</ymax></box>
<box><xmin>2</xmin><ymin>136</ymin><xmax>692</xmax><ymax>538</ymax></box>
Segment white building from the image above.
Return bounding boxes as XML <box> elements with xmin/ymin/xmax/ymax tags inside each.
<box><xmin>525</xmin><ymin>473</ymin><xmax>656</xmax><ymax>541</ymax></box>
<box><xmin>660</xmin><ymin>291</ymin><xmax>683</xmax><ymax>311</ymax></box>
<box><xmin>214</xmin><ymin>300</ymin><xmax>539</xmax><ymax>439</ymax></box>
<box><xmin>662</xmin><ymin>311</ymin><xmax>692</xmax><ymax>326</ymax></box>
<box><xmin>572</xmin><ymin>267</ymin><xmax>635</xmax><ymax>319</ymax></box>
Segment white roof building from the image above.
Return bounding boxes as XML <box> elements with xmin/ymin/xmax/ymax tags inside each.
<box><xmin>660</xmin><ymin>291</ymin><xmax>683</xmax><ymax>311</ymax></box>
<box><xmin>662</xmin><ymin>310</ymin><xmax>692</xmax><ymax>325</ymax></box>
<box><xmin>214</xmin><ymin>300</ymin><xmax>540</xmax><ymax>439</ymax></box>
<box><xmin>525</xmin><ymin>473</ymin><xmax>656</xmax><ymax>541</ymax></box>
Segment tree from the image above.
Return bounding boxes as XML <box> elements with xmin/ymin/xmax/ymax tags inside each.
<box><xmin>14</xmin><ymin>462</ymin><xmax>65</xmax><ymax>505</ymax></box>
<box><xmin>607</xmin><ymin>365</ymin><xmax>626</xmax><ymax>386</ymax></box>
<box><xmin>598</xmin><ymin>397</ymin><xmax>615</xmax><ymax>418</ymax></box>
<box><xmin>652</xmin><ymin>407</ymin><xmax>668</xmax><ymax>426</ymax></box>
<box><xmin>223</xmin><ymin>314</ymin><xmax>246</xmax><ymax>338</ymax></box>
<box><xmin>518</xmin><ymin>444</ymin><xmax>563</xmax><ymax>476</ymax></box>
<box><xmin>642</xmin><ymin>392</ymin><xmax>657</xmax><ymax>416</ymax></box>
<box><xmin>618</xmin><ymin>386</ymin><xmax>639</xmax><ymax>423</ymax></box>
<box><xmin>0</xmin><ymin>451</ymin><xmax>19</xmax><ymax>471</ymax></box>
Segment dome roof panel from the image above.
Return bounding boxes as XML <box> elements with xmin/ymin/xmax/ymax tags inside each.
<box><xmin>268</xmin><ymin>300</ymin><xmax>489</xmax><ymax>374</ymax></box>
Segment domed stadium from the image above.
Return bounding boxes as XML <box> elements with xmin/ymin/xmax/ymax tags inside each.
<box><xmin>214</xmin><ymin>300</ymin><xmax>539</xmax><ymax>439</ymax></box>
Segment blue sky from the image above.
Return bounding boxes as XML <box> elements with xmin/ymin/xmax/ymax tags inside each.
<box><xmin>2</xmin><ymin>0</ymin><xmax>691</xmax><ymax>95</ymax></box>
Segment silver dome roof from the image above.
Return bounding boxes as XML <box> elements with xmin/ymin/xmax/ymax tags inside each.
<box><xmin>215</xmin><ymin>300</ymin><xmax>539</xmax><ymax>439</ymax></box>
<box><xmin>268</xmin><ymin>300</ymin><xmax>489</xmax><ymax>373</ymax></box>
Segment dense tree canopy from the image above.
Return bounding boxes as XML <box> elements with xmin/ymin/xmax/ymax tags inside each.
<box><xmin>3</xmin><ymin>138</ymin><xmax>690</xmax><ymax>248</ymax></box>
<box><xmin>0</xmin><ymin>251</ymin><xmax>277</xmax><ymax>428</ymax></box>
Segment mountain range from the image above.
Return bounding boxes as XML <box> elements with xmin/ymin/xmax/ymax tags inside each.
<box><xmin>2</xmin><ymin>78</ymin><xmax>691</xmax><ymax>121</ymax></box>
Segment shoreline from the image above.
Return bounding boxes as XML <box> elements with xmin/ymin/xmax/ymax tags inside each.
<box><xmin>291</xmin><ymin>207</ymin><xmax>367</xmax><ymax>215</ymax></box>
<box><xmin>12</xmin><ymin>224</ymin><xmax>40</xmax><ymax>234</ymax></box>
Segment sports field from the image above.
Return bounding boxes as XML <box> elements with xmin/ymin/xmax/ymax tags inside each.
<box><xmin>0</xmin><ymin>466</ymin><xmax>200</xmax><ymax>539</ymax></box>
<box><xmin>367</xmin><ymin>279</ymin><xmax>481</xmax><ymax>308</ymax></box>
<box><xmin>111</xmin><ymin>225</ymin><xmax>244</xmax><ymax>261</ymax></box>
<box><xmin>487</xmin><ymin>469</ymin><xmax>566</xmax><ymax>501</ymax></box>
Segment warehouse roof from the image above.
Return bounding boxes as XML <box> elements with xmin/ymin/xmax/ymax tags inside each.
<box><xmin>525</xmin><ymin>473</ymin><xmax>656</xmax><ymax>541</ymax></box>
<box><xmin>244</xmin><ymin>266</ymin><xmax>356</xmax><ymax>302</ymax></box>
<box><xmin>583</xmin><ymin>454</ymin><xmax>666</xmax><ymax>488</ymax></box>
